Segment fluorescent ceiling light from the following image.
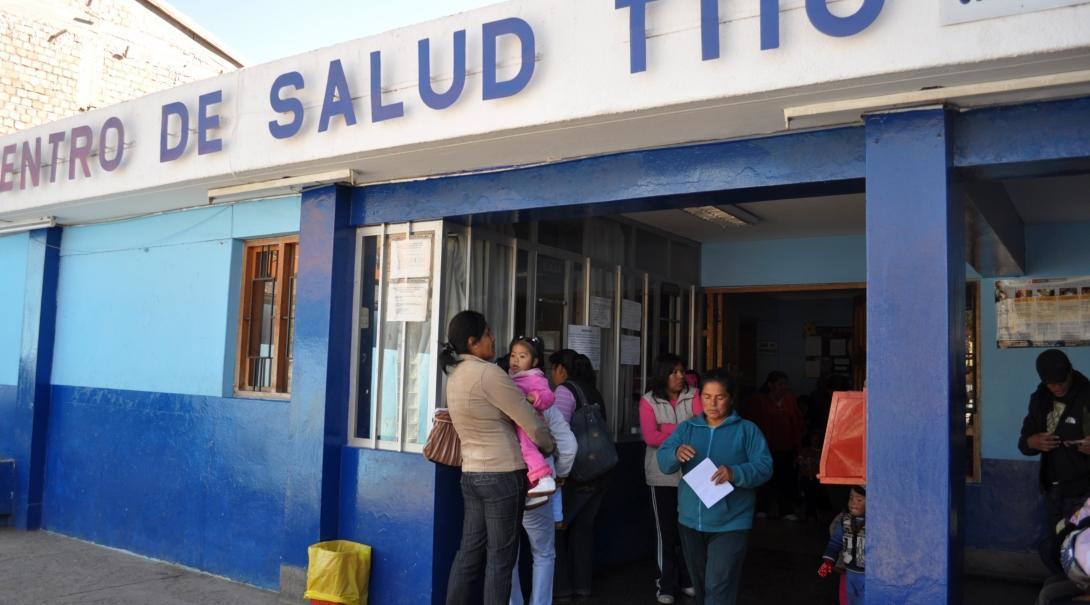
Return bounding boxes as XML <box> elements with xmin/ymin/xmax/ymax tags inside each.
<box><xmin>0</xmin><ymin>216</ymin><xmax>56</xmax><ymax>235</ymax></box>
<box><xmin>208</xmin><ymin>169</ymin><xmax>361</xmax><ymax>204</ymax></box>
<box><xmin>682</xmin><ymin>205</ymin><xmax>759</xmax><ymax>228</ymax></box>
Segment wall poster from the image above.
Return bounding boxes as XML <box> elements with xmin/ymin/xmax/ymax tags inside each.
<box><xmin>995</xmin><ymin>277</ymin><xmax>1090</xmax><ymax>348</ymax></box>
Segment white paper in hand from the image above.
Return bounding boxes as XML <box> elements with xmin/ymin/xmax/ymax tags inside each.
<box><xmin>682</xmin><ymin>458</ymin><xmax>735</xmax><ymax>508</ymax></box>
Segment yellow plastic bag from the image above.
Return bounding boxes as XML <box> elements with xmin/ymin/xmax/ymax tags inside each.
<box><xmin>304</xmin><ymin>540</ymin><xmax>372</xmax><ymax>605</ymax></box>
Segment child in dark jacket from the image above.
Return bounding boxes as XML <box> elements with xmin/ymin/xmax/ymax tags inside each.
<box><xmin>818</xmin><ymin>485</ymin><xmax>866</xmax><ymax>605</ymax></box>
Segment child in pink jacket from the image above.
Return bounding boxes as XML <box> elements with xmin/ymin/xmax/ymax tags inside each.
<box><xmin>507</xmin><ymin>335</ymin><xmax>557</xmax><ymax>509</ymax></box>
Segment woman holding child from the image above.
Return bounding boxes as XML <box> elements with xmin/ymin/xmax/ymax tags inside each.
<box><xmin>657</xmin><ymin>372</ymin><xmax>773</xmax><ymax>605</ymax></box>
<box><xmin>442</xmin><ymin>311</ymin><xmax>555</xmax><ymax>605</ymax></box>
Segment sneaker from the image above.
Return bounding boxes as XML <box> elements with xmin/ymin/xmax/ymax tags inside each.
<box><xmin>784</xmin><ymin>513</ymin><xmax>801</xmax><ymax>522</ymax></box>
<box><xmin>656</xmin><ymin>593</ymin><xmax>675</xmax><ymax>604</ymax></box>
<box><xmin>526</xmin><ymin>495</ymin><xmax>549</xmax><ymax>510</ymax></box>
<box><xmin>682</xmin><ymin>586</ymin><xmax>696</xmax><ymax>597</ymax></box>
<box><xmin>528</xmin><ymin>475</ymin><xmax>556</xmax><ymax>496</ymax></box>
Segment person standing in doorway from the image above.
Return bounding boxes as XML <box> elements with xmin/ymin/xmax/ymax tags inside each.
<box><xmin>657</xmin><ymin>372</ymin><xmax>773</xmax><ymax>605</ymax></box>
<box><xmin>747</xmin><ymin>371</ymin><xmax>804</xmax><ymax>521</ymax></box>
<box><xmin>442</xmin><ymin>311</ymin><xmax>556</xmax><ymax>605</ymax></box>
<box><xmin>640</xmin><ymin>353</ymin><xmax>701</xmax><ymax>603</ymax></box>
<box><xmin>1019</xmin><ymin>349</ymin><xmax>1090</xmax><ymax>575</ymax></box>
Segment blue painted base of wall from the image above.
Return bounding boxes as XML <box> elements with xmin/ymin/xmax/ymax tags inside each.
<box><xmin>338</xmin><ymin>448</ymin><xmax>447</xmax><ymax>605</ymax></box>
<box><xmin>42</xmin><ymin>385</ymin><xmax>290</xmax><ymax>589</ymax></box>
<box><xmin>965</xmin><ymin>458</ymin><xmax>1043</xmax><ymax>554</ymax></box>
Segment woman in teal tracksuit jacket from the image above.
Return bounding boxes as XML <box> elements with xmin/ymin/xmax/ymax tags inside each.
<box><xmin>657</xmin><ymin>373</ymin><xmax>773</xmax><ymax>605</ymax></box>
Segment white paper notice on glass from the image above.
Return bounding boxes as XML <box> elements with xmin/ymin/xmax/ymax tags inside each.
<box><xmin>682</xmin><ymin>458</ymin><xmax>735</xmax><ymax>509</ymax></box>
<box><xmin>387</xmin><ymin>282</ymin><xmax>430</xmax><ymax>322</ymax></box>
<box><xmin>567</xmin><ymin>325</ymin><xmax>602</xmax><ymax>370</ymax></box>
<box><xmin>590</xmin><ymin>296</ymin><xmax>612</xmax><ymax>328</ymax></box>
<box><xmin>805</xmin><ymin>336</ymin><xmax>822</xmax><ymax>357</ymax></box>
<box><xmin>389</xmin><ymin>238</ymin><xmax>432</xmax><ymax>279</ymax></box>
<box><xmin>621</xmin><ymin>299</ymin><xmax>643</xmax><ymax>332</ymax></box>
<box><xmin>620</xmin><ymin>335</ymin><xmax>641</xmax><ymax>366</ymax></box>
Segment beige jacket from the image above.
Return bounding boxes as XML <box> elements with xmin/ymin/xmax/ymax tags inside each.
<box><xmin>446</xmin><ymin>355</ymin><xmax>555</xmax><ymax>473</ymax></box>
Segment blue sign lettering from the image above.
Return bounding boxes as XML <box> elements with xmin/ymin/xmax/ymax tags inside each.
<box><xmin>160</xmin><ymin>101</ymin><xmax>189</xmax><ymax>163</ymax></box>
<box><xmin>19</xmin><ymin>139</ymin><xmax>40</xmax><ymax>189</ymax></box>
<box><xmin>615</xmin><ymin>0</ymin><xmax>658</xmax><ymax>73</ymax></box>
<box><xmin>0</xmin><ymin>144</ymin><xmax>14</xmax><ymax>192</ymax></box>
<box><xmin>370</xmin><ymin>51</ymin><xmax>404</xmax><ymax>122</ymax></box>
<box><xmin>269</xmin><ymin>72</ymin><xmax>305</xmax><ymax>139</ymax></box>
<box><xmin>700</xmin><ymin>0</ymin><xmax>719</xmax><ymax>61</ymax></box>
<box><xmin>482</xmin><ymin>18</ymin><xmax>536</xmax><ymax>99</ymax></box>
<box><xmin>68</xmin><ymin>126</ymin><xmax>93</xmax><ymax>180</ymax></box>
<box><xmin>99</xmin><ymin>117</ymin><xmax>125</xmax><ymax>172</ymax></box>
<box><xmin>197</xmin><ymin>90</ymin><xmax>223</xmax><ymax>155</ymax></box>
<box><xmin>806</xmin><ymin>0</ymin><xmax>884</xmax><ymax>37</ymax></box>
<box><xmin>319</xmin><ymin>59</ymin><xmax>357</xmax><ymax>133</ymax></box>
<box><xmin>418</xmin><ymin>31</ymin><xmax>466</xmax><ymax>110</ymax></box>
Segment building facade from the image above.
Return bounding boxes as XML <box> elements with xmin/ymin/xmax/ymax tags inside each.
<box><xmin>2</xmin><ymin>2</ymin><xmax>1090</xmax><ymax>604</ymax></box>
<box><xmin>0</xmin><ymin>0</ymin><xmax>241</xmax><ymax>134</ymax></box>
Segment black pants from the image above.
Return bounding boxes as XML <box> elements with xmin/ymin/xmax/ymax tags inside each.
<box><xmin>650</xmin><ymin>485</ymin><xmax>691</xmax><ymax>597</ymax></box>
<box><xmin>554</xmin><ymin>479</ymin><xmax>607</xmax><ymax>598</ymax></box>
<box><xmin>446</xmin><ymin>470</ymin><xmax>529</xmax><ymax>605</ymax></box>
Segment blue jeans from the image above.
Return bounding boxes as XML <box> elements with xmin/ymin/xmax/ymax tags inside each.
<box><xmin>510</xmin><ymin>494</ymin><xmax>556</xmax><ymax>605</ymax></box>
<box><xmin>446</xmin><ymin>471</ymin><xmax>529</xmax><ymax>605</ymax></box>
<box><xmin>678</xmin><ymin>525</ymin><xmax>748</xmax><ymax>605</ymax></box>
<box><xmin>845</xmin><ymin>570</ymin><xmax>864</xmax><ymax>605</ymax></box>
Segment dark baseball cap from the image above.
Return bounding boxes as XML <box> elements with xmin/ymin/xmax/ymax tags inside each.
<box><xmin>1037</xmin><ymin>349</ymin><xmax>1073</xmax><ymax>384</ymax></box>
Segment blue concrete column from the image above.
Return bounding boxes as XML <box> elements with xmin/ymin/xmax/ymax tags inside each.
<box><xmin>10</xmin><ymin>227</ymin><xmax>62</xmax><ymax>530</ymax></box>
<box><xmin>281</xmin><ymin>185</ymin><xmax>356</xmax><ymax>574</ymax></box>
<box><xmin>865</xmin><ymin>108</ymin><xmax>966</xmax><ymax>604</ymax></box>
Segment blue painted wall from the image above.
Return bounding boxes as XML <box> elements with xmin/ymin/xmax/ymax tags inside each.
<box><xmin>51</xmin><ymin>197</ymin><xmax>299</xmax><ymax>397</ymax></box>
<box><xmin>339</xmin><ymin>449</ymin><xmax>446</xmax><ymax>605</ymax></box>
<box><xmin>42</xmin><ymin>385</ymin><xmax>290</xmax><ymax>588</ymax></box>
<box><xmin>979</xmin><ymin>221</ymin><xmax>1090</xmax><ymax>461</ymax></box>
<box><xmin>35</xmin><ymin>196</ymin><xmax>300</xmax><ymax>587</ymax></box>
<box><xmin>701</xmin><ymin>235</ymin><xmax>866</xmax><ymax>288</ymax></box>
<box><xmin>0</xmin><ymin>232</ymin><xmax>29</xmax><ymax>386</ymax></box>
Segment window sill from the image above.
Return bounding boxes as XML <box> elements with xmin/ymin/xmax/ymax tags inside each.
<box><xmin>232</xmin><ymin>390</ymin><xmax>291</xmax><ymax>401</ymax></box>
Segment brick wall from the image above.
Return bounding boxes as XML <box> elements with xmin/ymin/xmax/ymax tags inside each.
<box><xmin>0</xmin><ymin>0</ymin><xmax>239</xmax><ymax>134</ymax></box>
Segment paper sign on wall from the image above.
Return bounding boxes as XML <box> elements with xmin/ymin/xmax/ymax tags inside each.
<box><xmin>995</xmin><ymin>276</ymin><xmax>1090</xmax><ymax>347</ymax></box>
<box><xmin>590</xmin><ymin>296</ymin><xmax>612</xmax><ymax>328</ymax></box>
<box><xmin>387</xmin><ymin>282</ymin><xmax>430</xmax><ymax>322</ymax></box>
<box><xmin>621</xmin><ymin>335</ymin><xmax>641</xmax><ymax>366</ymax></box>
<box><xmin>389</xmin><ymin>238</ymin><xmax>432</xmax><ymax>279</ymax></box>
<box><xmin>621</xmin><ymin>299</ymin><xmax>643</xmax><ymax>332</ymax></box>
<box><xmin>567</xmin><ymin>325</ymin><xmax>602</xmax><ymax>370</ymax></box>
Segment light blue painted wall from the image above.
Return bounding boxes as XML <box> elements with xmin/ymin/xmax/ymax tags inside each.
<box><xmin>701</xmin><ymin>234</ymin><xmax>866</xmax><ymax>287</ymax></box>
<box><xmin>51</xmin><ymin>197</ymin><xmax>300</xmax><ymax>396</ymax></box>
<box><xmin>982</xmin><ymin>221</ymin><xmax>1090</xmax><ymax>460</ymax></box>
<box><xmin>0</xmin><ymin>232</ymin><xmax>29</xmax><ymax>386</ymax></box>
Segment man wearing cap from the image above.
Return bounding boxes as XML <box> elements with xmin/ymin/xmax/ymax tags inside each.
<box><xmin>1019</xmin><ymin>349</ymin><xmax>1090</xmax><ymax>575</ymax></box>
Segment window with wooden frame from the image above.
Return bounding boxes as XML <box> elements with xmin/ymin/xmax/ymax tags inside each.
<box><xmin>236</xmin><ymin>236</ymin><xmax>298</xmax><ymax>396</ymax></box>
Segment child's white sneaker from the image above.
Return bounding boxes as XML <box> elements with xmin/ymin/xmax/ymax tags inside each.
<box><xmin>528</xmin><ymin>476</ymin><xmax>556</xmax><ymax>496</ymax></box>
